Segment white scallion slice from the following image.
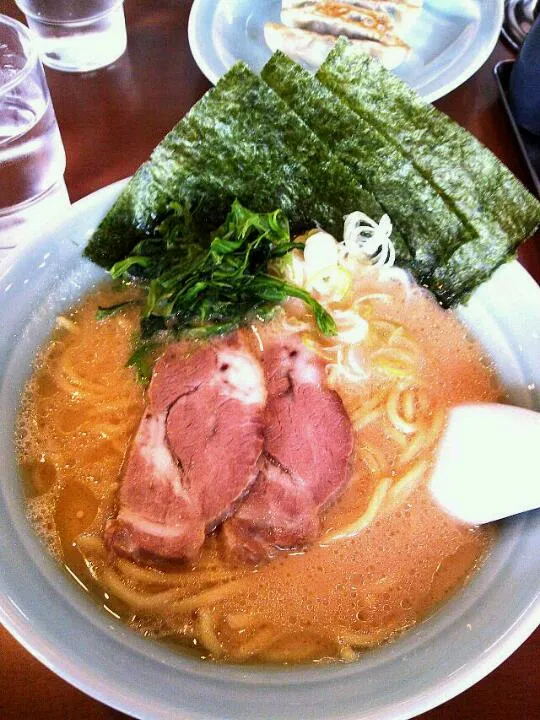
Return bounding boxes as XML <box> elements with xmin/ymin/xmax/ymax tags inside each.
<box><xmin>281</xmin><ymin>249</ymin><xmax>306</xmax><ymax>286</ymax></box>
<box><xmin>306</xmin><ymin>265</ymin><xmax>353</xmax><ymax>301</ymax></box>
<box><xmin>343</xmin><ymin>212</ymin><xmax>396</xmax><ymax>268</ymax></box>
<box><xmin>304</xmin><ymin>231</ymin><xmax>339</xmax><ymax>271</ymax></box>
<box><xmin>333</xmin><ymin>310</ymin><xmax>369</xmax><ymax>345</ymax></box>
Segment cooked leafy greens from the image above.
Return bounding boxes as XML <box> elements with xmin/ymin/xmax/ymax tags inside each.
<box><xmin>96</xmin><ymin>300</ymin><xmax>138</xmax><ymax>320</ymax></box>
<box><xmin>109</xmin><ymin>200</ymin><xmax>336</xmax><ymax>341</ymax></box>
<box><xmin>126</xmin><ymin>341</ymin><xmax>163</xmax><ymax>385</ymax></box>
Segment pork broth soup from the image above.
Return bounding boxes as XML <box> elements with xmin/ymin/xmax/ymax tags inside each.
<box><xmin>18</xmin><ymin>247</ymin><xmax>497</xmax><ymax>665</ymax></box>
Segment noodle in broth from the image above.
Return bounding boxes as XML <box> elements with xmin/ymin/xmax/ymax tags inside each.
<box><xmin>18</xmin><ymin>263</ymin><xmax>497</xmax><ymax>664</ymax></box>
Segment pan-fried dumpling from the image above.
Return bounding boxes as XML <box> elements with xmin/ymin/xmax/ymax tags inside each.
<box><xmin>281</xmin><ymin>3</ymin><xmax>398</xmax><ymax>44</ymax></box>
<box><xmin>281</xmin><ymin>1</ymin><xmax>423</xmax><ymax>28</ymax></box>
<box><xmin>263</xmin><ymin>22</ymin><xmax>410</xmax><ymax>71</ymax></box>
<box><xmin>282</xmin><ymin>0</ymin><xmax>423</xmax><ymax>19</ymax></box>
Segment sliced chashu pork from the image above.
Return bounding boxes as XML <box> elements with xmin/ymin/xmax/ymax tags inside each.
<box><xmin>223</xmin><ymin>338</ymin><xmax>355</xmax><ymax>564</ymax></box>
<box><xmin>105</xmin><ymin>335</ymin><xmax>266</xmax><ymax>562</ymax></box>
<box><xmin>264</xmin><ymin>23</ymin><xmax>408</xmax><ymax>70</ymax></box>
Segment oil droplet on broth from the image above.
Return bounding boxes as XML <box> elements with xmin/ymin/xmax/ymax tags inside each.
<box><xmin>55</xmin><ymin>480</ymin><xmax>99</xmax><ymax>548</ymax></box>
<box><xmin>20</xmin><ymin>458</ymin><xmax>57</xmax><ymax>497</ymax></box>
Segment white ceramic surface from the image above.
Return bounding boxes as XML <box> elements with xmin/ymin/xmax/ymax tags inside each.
<box><xmin>0</xmin><ymin>179</ymin><xmax>539</xmax><ymax>720</ymax></box>
<box><xmin>188</xmin><ymin>0</ymin><xmax>504</xmax><ymax>102</ymax></box>
<box><xmin>430</xmin><ymin>403</ymin><xmax>540</xmax><ymax>525</ymax></box>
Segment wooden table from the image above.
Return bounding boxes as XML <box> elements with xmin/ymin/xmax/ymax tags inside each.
<box><xmin>0</xmin><ymin>1</ymin><xmax>538</xmax><ymax>719</ymax></box>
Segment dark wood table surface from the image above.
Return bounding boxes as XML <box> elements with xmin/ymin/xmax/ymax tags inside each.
<box><xmin>0</xmin><ymin>1</ymin><xmax>538</xmax><ymax>719</ymax></box>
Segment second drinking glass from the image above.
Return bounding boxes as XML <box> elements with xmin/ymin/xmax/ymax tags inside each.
<box><xmin>15</xmin><ymin>0</ymin><xmax>127</xmax><ymax>73</ymax></box>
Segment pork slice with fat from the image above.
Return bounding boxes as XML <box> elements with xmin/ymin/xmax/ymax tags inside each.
<box><xmin>223</xmin><ymin>338</ymin><xmax>354</xmax><ymax>563</ymax></box>
<box><xmin>105</xmin><ymin>336</ymin><xmax>266</xmax><ymax>563</ymax></box>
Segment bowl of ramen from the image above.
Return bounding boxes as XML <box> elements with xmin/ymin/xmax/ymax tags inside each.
<box><xmin>0</xmin><ymin>179</ymin><xmax>539</xmax><ymax>720</ymax></box>
<box><xmin>2</xmin><ymin>41</ymin><xmax>540</xmax><ymax>719</ymax></box>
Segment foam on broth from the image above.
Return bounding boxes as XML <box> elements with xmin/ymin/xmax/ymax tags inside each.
<box><xmin>17</xmin><ymin>272</ymin><xmax>497</xmax><ymax>664</ymax></box>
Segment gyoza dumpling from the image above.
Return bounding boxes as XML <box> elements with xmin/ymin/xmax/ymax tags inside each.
<box><xmin>281</xmin><ymin>2</ymin><xmax>398</xmax><ymax>44</ymax></box>
<box><xmin>282</xmin><ymin>0</ymin><xmax>423</xmax><ymax>27</ymax></box>
<box><xmin>263</xmin><ymin>22</ymin><xmax>409</xmax><ymax>70</ymax></box>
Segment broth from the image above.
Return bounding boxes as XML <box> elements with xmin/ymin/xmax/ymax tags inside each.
<box><xmin>18</xmin><ymin>269</ymin><xmax>498</xmax><ymax>664</ymax></box>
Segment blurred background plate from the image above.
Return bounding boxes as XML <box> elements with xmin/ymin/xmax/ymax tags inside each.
<box><xmin>188</xmin><ymin>0</ymin><xmax>504</xmax><ymax>103</ymax></box>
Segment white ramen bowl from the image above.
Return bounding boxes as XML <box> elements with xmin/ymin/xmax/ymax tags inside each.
<box><xmin>0</xmin><ymin>180</ymin><xmax>539</xmax><ymax>720</ymax></box>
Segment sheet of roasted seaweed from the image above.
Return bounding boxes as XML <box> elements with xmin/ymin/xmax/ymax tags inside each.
<box><xmin>261</xmin><ymin>51</ymin><xmax>471</xmax><ymax>285</ymax></box>
<box><xmin>317</xmin><ymin>38</ymin><xmax>540</xmax><ymax>305</ymax></box>
<box><xmin>84</xmin><ymin>63</ymin><xmax>393</xmax><ymax>269</ymax></box>
<box><xmin>85</xmin><ymin>44</ymin><xmax>540</xmax><ymax>308</ymax></box>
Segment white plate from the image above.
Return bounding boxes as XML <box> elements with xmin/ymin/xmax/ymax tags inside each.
<box><xmin>0</xmin><ymin>180</ymin><xmax>539</xmax><ymax>719</ymax></box>
<box><xmin>188</xmin><ymin>0</ymin><xmax>504</xmax><ymax>102</ymax></box>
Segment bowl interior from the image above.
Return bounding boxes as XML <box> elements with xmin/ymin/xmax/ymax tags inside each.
<box><xmin>0</xmin><ymin>180</ymin><xmax>539</xmax><ymax>720</ymax></box>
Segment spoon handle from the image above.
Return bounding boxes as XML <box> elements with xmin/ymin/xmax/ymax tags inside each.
<box><xmin>429</xmin><ymin>404</ymin><xmax>540</xmax><ymax>525</ymax></box>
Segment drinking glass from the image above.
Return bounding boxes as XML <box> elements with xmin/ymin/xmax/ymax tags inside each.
<box><xmin>0</xmin><ymin>14</ymin><xmax>69</xmax><ymax>257</ymax></box>
<box><xmin>14</xmin><ymin>0</ymin><xmax>127</xmax><ymax>72</ymax></box>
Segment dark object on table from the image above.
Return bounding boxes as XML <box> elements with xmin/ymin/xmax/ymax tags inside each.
<box><xmin>503</xmin><ymin>0</ymin><xmax>539</xmax><ymax>50</ymax></box>
<box><xmin>508</xmin><ymin>15</ymin><xmax>540</xmax><ymax>135</ymax></box>
<box><xmin>495</xmin><ymin>60</ymin><xmax>540</xmax><ymax>196</ymax></box>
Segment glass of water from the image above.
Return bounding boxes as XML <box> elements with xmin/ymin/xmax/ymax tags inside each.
<box><xmin>14</xmin><ymin>0</ymin><xmax>127</xmax><ymax>72</ymax></box>
<box><xmin>0</xmin><ymin>14</ymin><xmax>69</xmax><ymax>257</ymax></box>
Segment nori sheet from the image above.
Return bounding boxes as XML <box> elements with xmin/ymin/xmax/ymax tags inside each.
<box><xmin>85</xmin><ymin>62</ymin><xmax>393</xmax><ymax>269</ymax></box>
<box><xmin>261</xmin><ymin>51</ymin><xmax>472</xmax><ymax>284</ymax></box>
<box><xmin>317</xmin><ymin>39</ymin><xmax>540</xmax><ymax>305</ymax></box>
<box><xmin>86</xmin><ymin>46</ymin><xmax>540</xmax><ymax>308</ymax></box>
